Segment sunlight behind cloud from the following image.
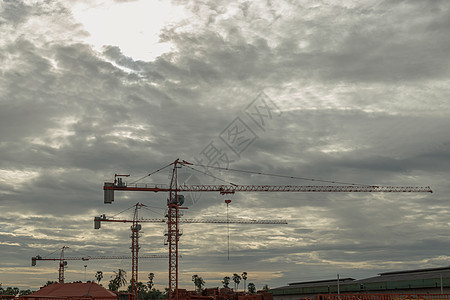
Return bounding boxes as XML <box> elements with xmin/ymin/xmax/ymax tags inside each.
<box><xmin>70</xmin><ymin>0</ymin><xmax>188</xmax><ymax>61</ymax></box>
<box><xmin>0</xmin><ymin>170</ymin><xmax>40</xmax><ymax>188</ymax></box>
<box><xmin>26</xmin><ymin>116</ymin><xmax>78</xmax><ymax>149</ymax></box>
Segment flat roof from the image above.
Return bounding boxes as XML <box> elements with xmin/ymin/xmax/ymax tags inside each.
<box><xmin>273</xmin><ymin>266</ymin><xmax>450</xmax><ymax>291</ymax></box>
<box><xmin>359</xmin><ymin>266</ymin><xmax>450</xmax><ymax>283</ymax></box>
<box><xmin>379</xmin><ymin>266</ymin><xmax>450</xmax><ymax>276</ymax></box>
<box><xmin>289</xmin><ymin>278</ymin><xmax>356</xmax><ymax>286</ymax></box>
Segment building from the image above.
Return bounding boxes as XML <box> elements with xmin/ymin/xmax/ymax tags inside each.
<box><xmin>271</xmin><ymin>266</ymin><xmax>450</xmax><ymax>300</ymax></box>
<box><xmin>24</xmin><ymin>282</ymin><xmax>118</xmax><ymax>300</ymax></box>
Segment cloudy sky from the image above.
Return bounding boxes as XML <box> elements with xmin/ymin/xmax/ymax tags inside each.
<box><xmin>1</xmin><ymin>0</ymin><xmax>449</xmax><ymax>292</ymax></box>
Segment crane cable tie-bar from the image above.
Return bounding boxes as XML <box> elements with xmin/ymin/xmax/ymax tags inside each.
<box><xmin>182</xmin><ymin>164</ymin><xmax>238</xmax><ymax>186</ymax></box>
<box><xmin>43</xmin><ymin>247</ymin><xmax>64</xmax><ymax>258</ymax></box>
<box><xmin>129</xmin><ymin>161</ymin><xmax>175</xmax><ymax>185</ymax></box>
<box><xmin>110</xmin><ymin>204</ymin><xmax>136</xmax><ymax>218</ymax></box>
<box><xmin>186</xmin><ymin>161</ymin><xmax>374</xmax><ymax>187</ymax></box>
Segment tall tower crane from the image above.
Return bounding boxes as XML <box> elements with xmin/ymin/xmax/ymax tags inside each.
<box><xmin>94</xmin><ymin>202</ymin><xmax>149</xmax><ymax>298</ymax></box>
<box><xmin>32</xmin><ymin>246</ymin><xmax>166</xmax><ymax>284</ymax></box>
<box><xmin>103</xmin><ymin>159</ymin><xmax>432</xmax><ymax>300</ymax></box>
<box><xmin>95</xmin><ymin>202</ymin><xmax>287</xmax><ymax>297</ymax></box>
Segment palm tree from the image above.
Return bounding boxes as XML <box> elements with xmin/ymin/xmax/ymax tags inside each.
<box><xmin>192</xmin><ymin>275</ymin><xmax>199</xmax><ymax>291</ymax></box>
<box><xmin>242</xmin><ymin>272</ymin><xmax>247</xmax><ymax>293</ymax></box>
<box><xmin>232</xmin><ymin>273</ymin><xmax>241</xmax><ymax>291</ymax></box>
<box><xmin>148</xmin><ymin>272</ymin><xmax>155</xmax><ymax>290</ymax></box>
<box><xmin>192</xmin><ymin>275</ymin><xmax>205</xmax><ymax>293</ymax></box>
<box><xmin>109</xmin><ymin>269</ymin><xmax>127</xmax><ymax>291</ymax></box>
<box><xmin>116</xmin><ymin>269</ymin><xmax>128</xmax><ymax>288</ymax></box>
<box><xmin>222</xmin><ymin>276</ymin><xmax>231</xmax><ymax>289</ymax></box>
<box><xmin>95</xmin><ymin>271</ymin><xmax>103</xmax><ymax>284</ymax></box>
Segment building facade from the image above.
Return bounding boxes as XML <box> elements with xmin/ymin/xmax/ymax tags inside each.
<box><xmin>271</xmin><ymin>266</ymin><xmax>450</xmax><ymax>300</ymax></box>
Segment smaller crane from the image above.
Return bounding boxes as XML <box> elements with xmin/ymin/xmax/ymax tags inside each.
<box><xmin>95</xmin><ymin>203</ymin><xmax>147</xmax><ymax>298</ymax></box>
<box><xmin>95</xmin><ymin>202</ymin><xmax>287</xmax><ymax>296</ymax></box>
<box><xmin>32</xmin><ymin>246</ymin><xmax>166</xmax><ymax>283</ymax></box>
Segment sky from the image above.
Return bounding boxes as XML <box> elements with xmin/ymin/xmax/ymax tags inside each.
<box><xmin>0</xmin><ymin>0</ymin><xmax>450</xmax><ymax>293</ymax></box>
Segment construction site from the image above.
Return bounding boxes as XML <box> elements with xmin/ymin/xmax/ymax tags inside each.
<box><xmin>3</xmin><ymin>159</ymin><xmax>436</xmax><ymax>300</ymax></box>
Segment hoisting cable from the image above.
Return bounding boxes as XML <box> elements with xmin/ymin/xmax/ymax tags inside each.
<box><xmin>225</xmin><ymin>199</ymin><xmax>232</xmax><ymax>260</ymax></box>
<box><xmin>188</xmin><ymin>162</ymin><xmax>372</xmax><ymax>187</ymax></box>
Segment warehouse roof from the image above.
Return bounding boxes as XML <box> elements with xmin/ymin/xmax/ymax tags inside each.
<box><xmin>272</xmin><ymin>278</ymin><xmax>355</xmax><ymax>291</ymax></box>
<box><xmin>357</xmin><ymin>266</ymin><xmax>450</xmax><ymax>283</ymax></box>
<box><xmin>272</xmin><ymin>266</ymin><xmax>450</xmax><ymax>293</ymax></box>
<box><xmin>288</xmin><ymin>278</ymin><xmax>356</xmax><ymax>288</ymax></box>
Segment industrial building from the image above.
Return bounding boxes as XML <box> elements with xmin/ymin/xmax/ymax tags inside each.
<box><xmin>271</xmin><ymin>266</ymin><xmax>450</xmax><ymax>300</ymax></box>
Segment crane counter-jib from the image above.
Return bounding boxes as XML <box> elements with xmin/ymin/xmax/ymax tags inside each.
<box><xmin>103</xmin><ymin>182</ymin><xmax>432</xmax><ymax>204</ymax></box>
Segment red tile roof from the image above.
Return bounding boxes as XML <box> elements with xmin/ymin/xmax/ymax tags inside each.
<box><xmin>27</xmin><ymin>282</ymin><xmax>117</xmax><ymax>299</ymax></box>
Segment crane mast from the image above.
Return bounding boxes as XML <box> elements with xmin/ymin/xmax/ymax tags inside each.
<box><xmin>168</xmin><ymin>159</ymin><xmax>180</xmax><ymax>299</ymax></box>
<box><xmin>103</xmin><ymin>159</ymin><xmax>432</xmax><ymax>300</ymax></box>
<box><xmin>131</xmin><ymin>203</ymin><xmax>142</xmax><ymax>299</ymax></box>
<box><xmin>59</xmin><ymin>246</ymin><xmax>68</xmax><ymax>283</ymax></box>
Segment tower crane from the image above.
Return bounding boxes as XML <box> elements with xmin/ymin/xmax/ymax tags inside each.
<box><xmin>103</xmin><ymin>159</ymin><xmax>432</xmax><ymax>300</ymax></box>
<box><xmin>94</xmin><ymin>203</ymin><xmax>287</xmax><ymax>297</ymax></box>
<box><xmin>32</xmin><ymin>246</ymin><xmax>166</xmax><ymax>284</ymax></box>
<box><xmin>94</xmin><ymin>202</ymin><xmax>150</xmax><ymax>298</ymax></box>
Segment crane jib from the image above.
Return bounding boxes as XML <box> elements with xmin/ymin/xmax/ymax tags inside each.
<box><xmin>103</xmin><ymin>183</ymin><xmax>433</xmax><ymax>194</ymax></box>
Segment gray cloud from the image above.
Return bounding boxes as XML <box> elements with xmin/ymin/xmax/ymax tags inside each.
<box><xmin>0</xmin><ymin>0</ymin><xmax>448</xmax><ymax>292</ymax></box>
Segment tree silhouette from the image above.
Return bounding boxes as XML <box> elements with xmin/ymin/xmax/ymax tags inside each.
<box><xmin>248</xmin><ymin>283</ymin><xmax>256</xmax><ymax>294</ymax></box>
<box><xmin>0</xmin><ymin>285</ymin><xmax>32</xmax><ymax>296</ymax></box>
<box><xmin>95</xmin><ymin>271</ymin><xmax>103</xmax><ymax>284</ymax></box>
<box><xmin>43</xmin><ymin>281</ymin><xmax>57</xmax><ymax>287</ymax></box>
<box><xmin>3</xmin><ymin>287</ymin><xmax>19</xmax><ymax>295</ymax></box>
<box><xmin>222</xmin><ymin>276</ymin><xmax>231</xmax><ymax>288</ymax></box>
<box><xmin>242</xmin><ymin>272</ymin><xmax>247</xmax><ymax>293</ymax></box>
<box><xmin>232</xmin><ymin>273</ymin><xmax>241</xmax><ymax>291</ymax></box>
<box><xmin>148</xmin><ymin>272</ymin><xmax>155</xmax><ymax>290</ymax></box>
<box><xmin>192</xmin><ymin>274</ymin><xmax>205</xmax><ymax>293</ymax></box>
<box><xmin>109</xmin><ymin>269</ymin><xmax>127</xmax><ymax>291</ymax></box>
<box><xmin>128</xmin><ymin>281</ymin><xmax>149</xmax><ymax>299</ymax></box>
<box><xmin>149</xmin><ymin>287</ymin><xmax>164</xmax><ymax>299</ymax></box>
